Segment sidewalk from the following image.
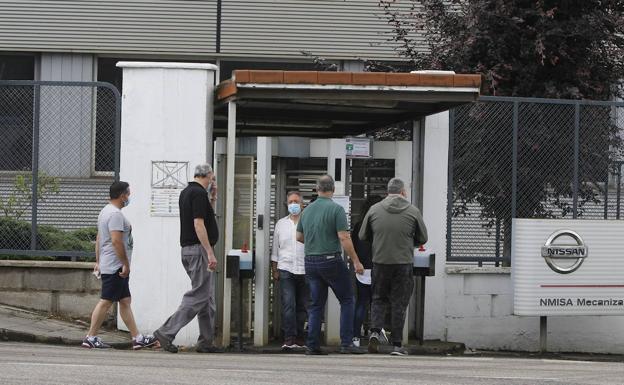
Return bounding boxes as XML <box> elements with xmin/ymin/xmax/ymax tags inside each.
<box><xmin>0</xmin><ymin>304</ymin><xmax>465</xmax><ymax>354</ymax></box>
<box><xmin>0</xmin><ymin>304</ymin><xmax>131</xmax><ymax>349</ymax></box>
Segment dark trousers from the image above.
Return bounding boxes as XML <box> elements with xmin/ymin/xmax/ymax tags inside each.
<box><xmin>371</xmin><ymin>263</ymin><xmax>414</xmax><ymax>346</ymax></box>
<box><xmin>305</xmin><ymin>254</ymin><xmax>355</xmax><ymax>350</ymax></box>
<box><xmin>353</xmin><ymin>280</ymin><xmax>372</xmax><ymax>338</ymax></box>
<box><xmin>279</xmin><ymin>269</ymin><xmax>307</xmax><ymax>339</ymax></box>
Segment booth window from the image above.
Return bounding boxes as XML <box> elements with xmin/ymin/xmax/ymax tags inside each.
<box><xmin>95</xmin><ymin>58</ymin><xmax>123</xmax><ymax>173</ymax></box>
<box><xmin>0</xmin><ymin>54</ymin><xmax>36</xmax><ymax>171</ymax></box>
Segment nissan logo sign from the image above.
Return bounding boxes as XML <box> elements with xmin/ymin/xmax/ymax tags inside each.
<box><xmin>540</xmin><ymin>229</ymin><xmax>588</xmax><ymax>274</ymax></box>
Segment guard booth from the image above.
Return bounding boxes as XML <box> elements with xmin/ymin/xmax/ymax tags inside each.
<box><xmin>211</xmin><ymin>70</ymin><xmax>481</xmax><ymax>347</ymax></box>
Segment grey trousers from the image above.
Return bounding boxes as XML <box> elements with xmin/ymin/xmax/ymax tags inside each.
<box><xmin>157</xmin><ymin>244</ymin><xmax>216</xmax><ymax>348</ymax></box>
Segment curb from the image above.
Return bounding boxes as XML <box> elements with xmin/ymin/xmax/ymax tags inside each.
<box><xmin>1</xmin><ymin>328</ymin><xmax>463</xmax><ymax>356</ymax></box>
<box><xmin>0</xmin><ymin>328</ymin><xmax>132</xmax><ymax>350</ymax></box>
<box><xmin>222</xmin><ymin>341</ymin><xmax>465</xmax><ymax>355</ymax></box>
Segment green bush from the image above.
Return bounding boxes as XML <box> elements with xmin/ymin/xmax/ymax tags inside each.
<box><xmin>0</xmin><ymin>217</ymin><xmax>96</xmax><ymax>261</ymax></box>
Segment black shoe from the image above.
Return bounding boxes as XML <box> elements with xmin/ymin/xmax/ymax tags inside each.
<box><xmin>282</xmin><ymin>336</ymin><xmax>297</xmax><ymax>350</ymax></box>
<box><xmin>339</xmin><ymin>345</ymin><xmax>366</xmax><ymax>354</ymax></box>
<box><xmin>196</xmin><ymin>345</ymin><xmax>225</xmax><ymax>353</ymax></box>
<box><xmin>305</xmin><ymin>347</ymin><xmax>328</xmax><ymax>355</ymax></box>
<box><xmin>154</xmin><ymin>330</ymin><xmax>178</xmax><ymax>353</ymax></box>
<box><xmin>368</xmin><ymin>331</ymin><xmax>380</xmax><ymax>353</ymax></box>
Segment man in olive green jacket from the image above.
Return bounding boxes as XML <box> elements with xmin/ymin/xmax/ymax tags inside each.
<box><xmin>359</xmin><ymin>177</ymin><xmax>428</xmax><ymax>356</ymax></box>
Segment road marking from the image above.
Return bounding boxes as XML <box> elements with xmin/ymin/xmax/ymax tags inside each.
<box><xmin>463</xmin><ymin>375</ymin><xmax>560</xmax><ymax>381</ymax></box>
<box><xmin>1</xmin><ymin>363</ymin><xmax>96</xmax><ymax>368</ymax></box>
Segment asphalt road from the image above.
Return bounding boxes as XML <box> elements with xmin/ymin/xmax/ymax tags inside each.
<box><xmin>1</xmin><ymin>342</ymin><xmax>623</xmax><ymax>385</ymax></box>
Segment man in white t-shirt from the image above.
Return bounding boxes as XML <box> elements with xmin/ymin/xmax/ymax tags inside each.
<box><xmin>82</xmin><ymin>181</ymin><xmax>158</xmax><ymax>350</ymax></box>
<box><xmin>271</xmin><ymin>191</ymin><xmax>307</xmax><ymax>349</ymax></box>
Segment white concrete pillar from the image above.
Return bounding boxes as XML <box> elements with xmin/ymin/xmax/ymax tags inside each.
<box><xmin>254</xmin><ymin>137</ymin><xmax>272</xmax><ymax>346</ymax></box>
<box><xmin>116</xmin><ymin>62</ymin><xmax>217</xmax><ymax>347</ymax></box>
<box><xmin>394</xmin><ymin>141</ymin><xmax>413</xmax><ymax>346</ymax></box>
<box><xmin>325</xmin><ymin>138</ymin><xmax>346</xmax><ymax>345</ymax></box>
<box><xmin>222</xmin><ymin>101</ymin><xmax>237</xmax><ymax>346</ymax></box>
<box><xmin>422</xmin><ymin>111</ymin><xmax>451</xmax><ymax>340</ymax></box>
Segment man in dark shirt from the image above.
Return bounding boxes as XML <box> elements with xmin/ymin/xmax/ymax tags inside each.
<box><xmin>351</xmin><ymin>195</ymin><xmax>382</xmax><ymax>347</ymax></box>
<box><xmin>154</xmin><ymin>164</ymin><xmax>221</xmax><ymax>353</ymax></box>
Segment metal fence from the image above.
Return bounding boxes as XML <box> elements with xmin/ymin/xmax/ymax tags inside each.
<box><xmin>447</xmin><ymin>96</ymin><xmax>624</xmax><ymax>266</ymax></box>
<box><xmin>0</xmin><ymin>80</ymin><xmax>120</xmax><ymax>260</ymax></box>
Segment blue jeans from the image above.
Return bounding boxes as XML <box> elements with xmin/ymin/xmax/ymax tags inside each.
<box><xmin>279</xmin><ymin>269</ymin><xmax>308</xmax><ymax>339</ymax></box>
<box><xmin>305</xmin><ymin>254</ymin><xmax>355</xmax><ymax>349</ymax></box>
<box><xmin>353</xmin><ymin>280</ymin><xmax>372</xmax><ymax>338</ymax></box>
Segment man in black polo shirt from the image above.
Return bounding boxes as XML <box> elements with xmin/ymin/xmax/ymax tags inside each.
<box><xmin>154</xmin><ymin>164</ymin><xmax>220</xmax><ymax>353</ymax></box>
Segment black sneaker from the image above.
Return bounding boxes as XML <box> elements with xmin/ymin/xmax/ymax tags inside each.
<box><xmin>295</xmin><ymin>337</ymin><xmax>306</xmax><ymax>348</ymax></box>
<box><xmin>82</xmin><ymin>336</ymin><xmax>111</xmax><ymax>349</ymax></box>
<box><xmin>305</xmin><ymin>347</ymin><xmax>328</xmax><ymax>355</ymax></box>
<box><xmin>154</xmin><ymin>330</ymin><xmax>178</xmax><ymax>353</ymax></box>
<box><xmin>339</xmin><ymin>345</ymin><xmax>366</xmax><ymax>354</ymax></box>
<box><xmin>196</xmin><ymin>345</ymin><xmax>225</xmax><ymax>353</ymax></box>
<box><xmin>282</xmin><ymin>336</ymin><xmax>297</xmax><ymax>350</ymax></box>
<box><xmin>133</xmin><ymin>335</ymin><xmax>160</xmax><ymax>350</ymax></box>
<box><xmin>368</xmin><ymin>331</ymin><xmax>380</xmax><ymax>353</ymax></box>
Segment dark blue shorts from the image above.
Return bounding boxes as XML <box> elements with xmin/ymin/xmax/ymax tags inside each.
<box><xmin>100</xmin><ymin>268</ymin><xmax>131</xmax><ymax>302</ymax></box>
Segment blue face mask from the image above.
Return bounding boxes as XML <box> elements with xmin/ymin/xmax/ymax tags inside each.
<box><xmin>288</xmin><ymin>203</ymin><xmax>301</xmax><ymax>216</ymax></box>
<box><xmin>123</xmin><ymin>197</ymin><xmax>131</xmax><ymax>207</ymax></box>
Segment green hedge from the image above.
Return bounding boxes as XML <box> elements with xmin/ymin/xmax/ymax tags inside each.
<box><xmin>0</xmin><ymin>217</ymin><xmax>96</xmax><ymax>261</ymax></box>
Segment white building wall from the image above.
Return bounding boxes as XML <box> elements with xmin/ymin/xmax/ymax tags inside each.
<box><xmin>423</xmin><ymin>111</ymin><xmax>624</xmax><ymax>354</ymax></box>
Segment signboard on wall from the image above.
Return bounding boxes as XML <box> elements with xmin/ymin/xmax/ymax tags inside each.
<box><xmin>513</xmin><ymin>219</ymin><xmax>624</xmax><ymax>316</ymax></box>
<box><xmin>345</xmin><ymin>137</ymin><xmax>372</xmax><ymax>159</ymax></box>
<box><xmin>150</xmin><ymin>161</ymin><xmax>188</xmax><ymax>217</ymax></box>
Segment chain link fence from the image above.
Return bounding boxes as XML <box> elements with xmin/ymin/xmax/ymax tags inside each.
<box><xmin>448</xmin><ymin>96</ymin><xmax>624</xmax><ymax>266</ymax></box>
<box><xmin>0</xmin><ymin>81</ymin><xmax>120</xmax><ymax>260</ymax></box>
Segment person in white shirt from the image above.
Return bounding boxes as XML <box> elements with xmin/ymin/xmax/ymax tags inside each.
<box><xmin>271</xmin><ymin>191</ymin><xmax>307</xmax><ymax>349</ymax></box>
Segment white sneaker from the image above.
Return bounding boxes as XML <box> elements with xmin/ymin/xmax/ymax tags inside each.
<box><xmin>390</xmin><ymin>346</ymin><xmax>409</xmax><ymax>356</ymax></box>
<box><xmin>380</xmin><ymin>328</ymin><xmax>390</xmax><ymax>344</ymax></box>
<box><xmin>352</xmin><ymin>337</ymin><xmax>360</xmax><ymax>347</ymax></box>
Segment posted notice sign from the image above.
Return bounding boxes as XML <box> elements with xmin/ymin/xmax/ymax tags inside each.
<box><xmin>512</xmin><ymin>219</ymin><xmax>624</xmax><ymax>316</ymax></box>
<box><xmin>345</xmin><ymin>137</ymin><xmax>372</xmax><ymax>159</ymax></box>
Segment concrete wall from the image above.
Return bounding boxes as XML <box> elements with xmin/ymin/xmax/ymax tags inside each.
<box><xmin>422</xmin><ymin>111</ymin><xmax>624</xmax><ymax>354</ymax></box>
<box><xmin>0</xmin><ymin>261</ymin><xmax>102</xmax><ymax>319</ymax></box>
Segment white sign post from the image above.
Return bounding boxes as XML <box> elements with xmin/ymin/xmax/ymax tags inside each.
<box><xmin>512</xmin><ymin>219</ymin><xmax>624</xmax><ymax>351</ymax></box>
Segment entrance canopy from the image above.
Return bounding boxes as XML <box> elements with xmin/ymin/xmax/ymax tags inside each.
<box><xmin>214</xmin><ymin>69</ymin><xmax>482</xmax><ymax>347</ymax></box>
<box><xmin>215</xmin><ymin>70</ymin><xmax>481</xmax><ymax>137</ymax></box>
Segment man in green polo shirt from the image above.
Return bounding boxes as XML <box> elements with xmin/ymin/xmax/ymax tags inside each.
<box><xmin>296</xmin><ymin>175</ymin><xmax>365</xmax><ymax>355</ymax></box>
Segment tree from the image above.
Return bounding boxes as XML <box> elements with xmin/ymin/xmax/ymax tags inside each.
<box><xmin>379</xmin><ymin>0</ymin><xmax>624</xmax><ymax>263</ymax></box>
<box><xmin>0</xmin><ymin>172</ymin><xmax>60</xmax><ymax>220</ymax></box>
<box><xmin>380</xmin><ymin>0</ymin><xmax>624</xmax><ymax>100</ymax></box>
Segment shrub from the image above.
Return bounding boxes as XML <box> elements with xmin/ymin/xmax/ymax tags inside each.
<box><xmin>0</xmin><ymin>217</ymin><xmax>96</xmax><ymax>261</ymax></box>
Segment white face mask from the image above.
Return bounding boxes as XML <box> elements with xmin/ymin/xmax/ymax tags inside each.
<box><xmin>288</xmin><ymin>203</ymin><xmax>301</xmax><ymax>215</ymax></box>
